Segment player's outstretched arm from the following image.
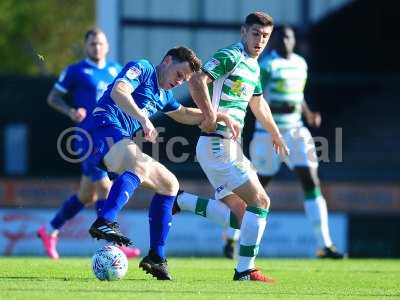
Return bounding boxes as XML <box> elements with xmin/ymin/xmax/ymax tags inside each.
<box><xmin>111</xmin><ymin>80</ymin><xmax>158</xmax><ymax>143</ymax></box>
<box><xmin>249</xmin><ymin>95</ymin><xmax>289</xmax><ymax>157</ymax></box>
<box><xmin>165</xmin><ymin>106</ymin><xmax>203</xmax><ymax>125</ymax></box>
<box><xmin>249</xmin><ymin>95</ymin><xmax>279</xmax><ymax>135</ymax></box>
<box><xmin>188</xmin><ymin>72</ymin><xmax>217</xmax><ymax>132</ymax></box>
<box><xmin>166</xmin><ymin>106</ymin><xmax>240</xmax><ymax>140</ymax></box>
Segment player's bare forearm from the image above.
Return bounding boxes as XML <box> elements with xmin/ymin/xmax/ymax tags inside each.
<box><xmin>249</xmin><ymin>95</ymin><xmax>281</xmax><ymax>137</ymax></box>
<box><xmin>47</xmin><ymin>88</ymin><xmax>74</xmax><ymax>117</ymax></box>
<box><xmin>188</xmin><ymin>72</ymin><xmax>216</xmax><ymax>122</ymax></box>
<box><xmin>111</xmin><ymin>81</ymin><xmax>147</xmax><ymax>122</ymax></box>
<box><xmin>250</xmin><ymin>95</ymin><xmax>289</xmax><ymax>157</ymax></box>
<box><xmin>166</xmin><ymin>106</ymin><xmax>204</xmax><ymax>125</ymax></box>
<box><xmin>167</xmin><ymin>106</ymin><xmax>240</xmax><ymax>140</ymax></box>
<box><xmin>167</xmin><ymin>106</ymin><xmax>238</xmax><ymax>127</ymax></box>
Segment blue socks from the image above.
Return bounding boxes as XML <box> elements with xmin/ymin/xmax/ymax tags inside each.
<box><xmin>95</xmin><ymin>199</ymin><xmax>106</xmax><ymax>216</ymax></box>
<box><xmin>50</xmin><ymin>194</ymin><xmax>84</xmax><ymax>230</ymax></box>
<box><xmin>149</xmin><ymin>193</ymin><xmax>175</xmax><ymax>259</ymax></box>
<box><xmin>94</xmin><ymin>170</ymin><xmax>174</xmax><ymax>260</ymax></box>
<box><xmin>100</xmin><ymin>171</ymin><xmax>140</xmax><ymax>222</ymax></box>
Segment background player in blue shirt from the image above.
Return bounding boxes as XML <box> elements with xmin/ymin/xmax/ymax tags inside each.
<box><xmin>37</xmin><ymin>28</ymin><xmax>140</xmax><ymax>259</ymax></box>
<box><xmin>87</xmin><ymin>46</ymin><xmax>239</xmax><ymax>280</ymax></box>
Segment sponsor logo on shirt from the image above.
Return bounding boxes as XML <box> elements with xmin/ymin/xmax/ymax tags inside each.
<box><xmin>126</xmin><ymin>66</ymin><xmax>141</xmax><ymax>80</ymax></box>
<box><xmin>204</xmin><ymin>58</ymin><xmax>220</xmax><ymax>71</ymax></box>
<box><xmin>231</xmin><ymin>80</ymin><xmax>248</xmax><ymax>96</ymax></box>
<box><xmin>231</xmin><ymin>80</ymin><xmax>242</xmax><ymax>95</ymax></box>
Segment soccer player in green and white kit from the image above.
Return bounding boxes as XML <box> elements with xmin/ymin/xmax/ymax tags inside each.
<box><xmin>244</xmin><ymin>25</ymin><xmax>343</xmax><ymax>258</ymax></box>
<box><xmin>222</xmin><ymin>26</ymin><xmax>343</xmax><ymax>258</ymax></box>
<box><xmin>176</xmin><ymin>25</ymin><xmax>343</xmax><ymax>260</ymax></box>
<box><xmin>175</xmin><ymin>12</ymin><xmax>289</xmax><ymax>282</ymax></box>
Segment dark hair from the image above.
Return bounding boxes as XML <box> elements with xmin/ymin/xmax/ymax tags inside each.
<box><xmin>245</xmin><ymin>12</ymin><xmax>274</xmax><ymax>27</ymax></box>
<box><xmin>164</xmin><ymin>46</ymin><xmax>202</xmax><ymax>72</ymax></box>
<box><xmin>84</xmin><ymin>28</ymin><xmax>105</xmax><ymax>42</ymax></box>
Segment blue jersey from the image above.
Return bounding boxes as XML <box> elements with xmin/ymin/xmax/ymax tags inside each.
<box><xmin>92</xmin><ymin>59</ymin><xmax>181</xmax><ymax>138</ymax></box>
<box><xmin>55</xmin><ymin>59</ymin><xmax>121</xmax><ymax>125</ymax></box>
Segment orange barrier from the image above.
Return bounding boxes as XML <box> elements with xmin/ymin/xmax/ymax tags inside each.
<box><xmin>1</xmin><ymin>178</ymin><xmax>399</xmax><ymax>213</ymax></box>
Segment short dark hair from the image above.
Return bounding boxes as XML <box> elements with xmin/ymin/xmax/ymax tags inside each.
<box><xmin>84</xmin><ymin>28</ymin><xmax>105</xmax><ymax>42</ymax></box>
<box><xmin>245</xmin><ymin>12</ymin><xmax>274</xmax><ymax>27</ymax></box>
<box><xmin>164</xmin><ymin>46</ymin><xmax>202</xmax><ymax>72</ymax></box>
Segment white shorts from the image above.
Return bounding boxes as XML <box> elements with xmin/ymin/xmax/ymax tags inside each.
<box><xmin>250</xmin><ymin>126</ymin><xmax>318</xmax><ymax>176</ymax></box>
<box><xmin>196</xmin><ymin>136</ymin><xmax>258</xmax><ymax>200</ymax></box>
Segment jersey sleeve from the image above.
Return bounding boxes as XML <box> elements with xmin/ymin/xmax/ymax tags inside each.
<box><xmin>202</xmin><ymin>48</ymin><xmax>241</xmax><ymax>80</ymax></box>
<box><xmin>161</xmin><ymin>91</ymin><xmax>181</xmax><ymax>113</ymax></box>
<box><xmin>54</xmin><ymin>66</ymin><xmax>74</xmax><ymax>93</ymax></box>
<box><xmin>116</xmin><ymin>61</ymin><xmax>145</xmax><ymax>91</ymax></box>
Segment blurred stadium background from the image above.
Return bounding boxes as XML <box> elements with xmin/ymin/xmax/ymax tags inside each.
<box><xmin>0</xmin><ymin>0</ymin><xmax>399</xmax><ymax>258</ymax></box>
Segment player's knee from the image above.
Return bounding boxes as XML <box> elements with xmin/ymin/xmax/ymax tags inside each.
<box><xmin>130</xmin><ymin>165</ymin><xmax>149</xmax><ymax>183</ymax></box>
<box><xmin>158</xmin><ymin>175</ymin><xmax>179</xmax><ymax>196</ymax></box>
<box><xmin>78</xmin><ymin>191</ymin><xmax>96</xmax><ymax>205</ymax></box>
<box><xmin>255</xmin><ymin>191</ymin><xmax>270</xmax><ymax>209</ymax></box>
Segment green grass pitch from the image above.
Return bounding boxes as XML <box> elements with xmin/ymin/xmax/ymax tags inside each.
<box><xmin>0</xmin><ymin>257</ymin><xmax>399</xmax><ymax>299</ymax></box>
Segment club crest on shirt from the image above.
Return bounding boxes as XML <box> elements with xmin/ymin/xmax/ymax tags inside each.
<box><xmin>126</xmin><ymin>66</ymin><xmax>141</xmax><ymax>80</ymax></box>
<box><xmin>231</xmin><ymin>79</ymin><xmax>248</xmax><ymax>96</ymax></box>
<box><xmin>204</xmin><ymin>58</ymin><xmax>220</xmax><ymax>71</ymax></box>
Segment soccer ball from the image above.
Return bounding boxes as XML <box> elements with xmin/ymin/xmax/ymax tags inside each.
<box><xmin>91</xmin><ymin>245</ymin><xmax>128</xmax><ymax>281</ymax></box>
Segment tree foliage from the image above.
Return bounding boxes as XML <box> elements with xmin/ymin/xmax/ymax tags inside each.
<box><xmin>0</xmin><ymin>0</ymin><xmax>95</xmax><ymax>75</ymax></box>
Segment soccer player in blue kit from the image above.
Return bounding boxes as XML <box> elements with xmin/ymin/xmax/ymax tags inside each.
<box><xmin>37</xmin><ymin>29</ymin><xmax>140</xmax><ymax>259</ymax></box>
<box><xmin>86</xmin><ymin>46</ymin><xmax>239</xmax><ymax>280</ymax></box>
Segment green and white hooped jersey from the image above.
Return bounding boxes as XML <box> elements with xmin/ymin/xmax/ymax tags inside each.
<box><xmin>202</xmin><ymin>42</ymin><xmax>262</xmax><ymax>138</ymax></box>
<box><xmin>256</xmin><ymin>50</ymin><xmax>307</xmax><ymax>131</ymax></box>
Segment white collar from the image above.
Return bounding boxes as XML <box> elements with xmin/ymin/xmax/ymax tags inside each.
<box><xmin>85</xmin><ymin>58</ymin><xmax>106</xmax><ymax>69</ymax></box>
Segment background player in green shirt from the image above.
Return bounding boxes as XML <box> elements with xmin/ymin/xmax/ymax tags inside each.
<box><xmin>222</xmin><ymin>25</ymin><xmax>343</xmax><ymax>259</ymax></box>
<box><xmin>247</xmin><ymin>25</ymin><xmax>343</xmax><ymax>259</ymax></box>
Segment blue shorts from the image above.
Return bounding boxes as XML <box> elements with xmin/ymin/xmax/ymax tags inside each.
<box><xmin>72</xmin><ymin>128</ymin><xmax>108</xmax><ymax>182</ymax></box>
<box><xmin>85</xmin><ymin>124</ymin><xmax>131</xmax><ymax>179</ymax></box>
<box><xmin>81</xmin><ymin>160</ymin><xmax>108</xmax><ymax>181</ymax></box>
